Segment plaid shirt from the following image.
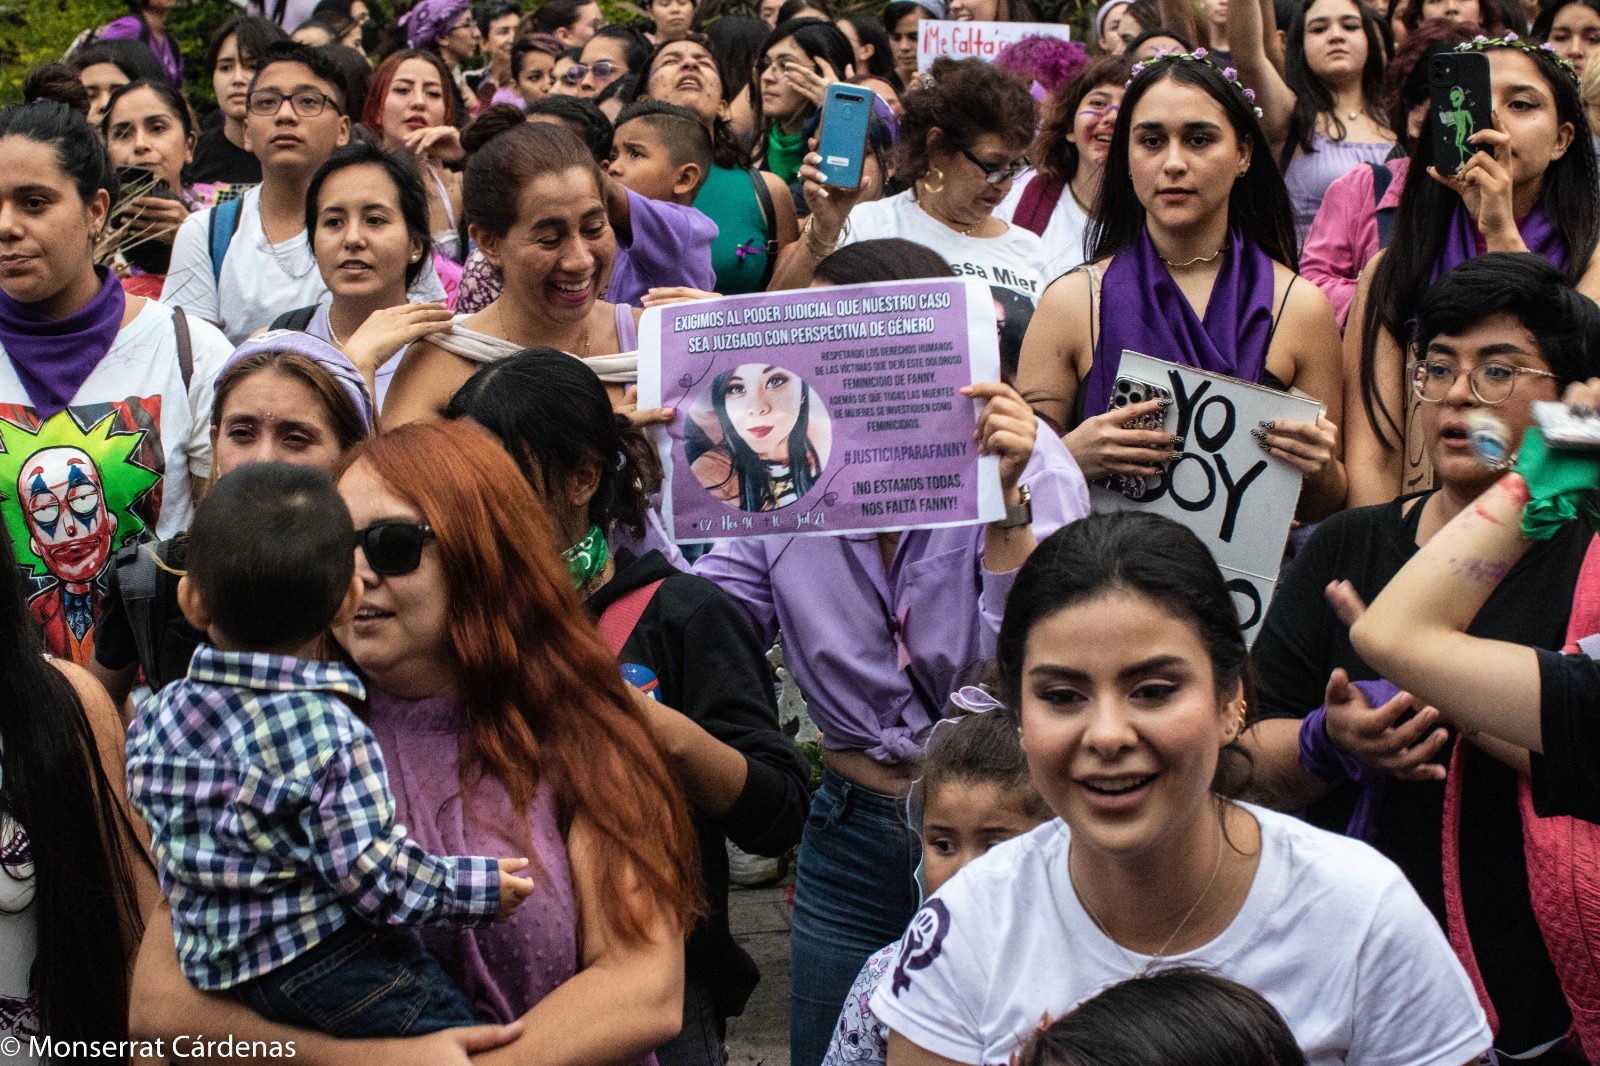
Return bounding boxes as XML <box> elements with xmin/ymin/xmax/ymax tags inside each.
<box><xmin>126</xmin><ymin>647</ymin><xmax>500</xmax><ymax>990</ymax></box>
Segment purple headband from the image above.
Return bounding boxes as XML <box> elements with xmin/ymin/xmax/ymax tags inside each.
<box><xmin>399</xmin><ymin>0</ymin><xmax>473</xmax><ymax>50</ymax></box>
<box><xmin>219</xmin><ymin>330</ymin><xmax>376</xmax><ymax>437</ymax></box>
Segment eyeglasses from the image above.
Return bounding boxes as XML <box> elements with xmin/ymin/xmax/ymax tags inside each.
<box><xmin>960</xmin><ymin>147</ymin><xmax>1030</xmax><ymax>185</ymax></box>
<box><xmin>248</xmin><ymin>89</ymin><xmax>340</xmax><ymax>117</ymax></box>
<box><xmin>1410</xmin><ymin>358</ymin><xmax>1559</xmax><ymax>405</ymax></box>
<box><xmin>355</xmin><ymin>521</ymin><xmax>435</xmax><ymax>576</ymax></box>
<box><xmin>561</xmin><ymin>60</ymin><xmax>620</xmax><ymax>84</ymax></box>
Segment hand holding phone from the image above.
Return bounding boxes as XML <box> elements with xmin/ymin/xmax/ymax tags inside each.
<box><xmin>1428</xmin><ymin>51</ymin><xmax>1492</xmax><ymax>177</ymax></box>
<box><xmin>816</xmin><ymin>84</ymin><xmax>872</xmax><ymax>190</ymax></box>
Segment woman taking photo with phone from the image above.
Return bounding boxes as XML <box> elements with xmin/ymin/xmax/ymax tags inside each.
<box><xmin>753</xmin><ymin>19</ymin><xmax>856</xmax><ymax>184</ymax></box>
<box><xmin>1345</xmin><ymin>36</ymin><xmax>1600</xmax><ymax>507</ymax></box>
<box><xmin>100</xmin><ymin>80</ymin><xmax>198</xmax><ymax>297</ymax></box>
<box><xmin>1015</xmin><ymin>52</ymin><xmax>1345</xmax><ymax>521</ymax></box>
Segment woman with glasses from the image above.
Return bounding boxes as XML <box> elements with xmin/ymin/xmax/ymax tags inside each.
<box><xmin>1346</xmin><ymin>37</ymin><xmax>1600</xmax><ymax>507</ymax></box>
<box><xmin>1245</xmin><ymin>252</ymin><xmax>1596</xmax><ymax>1065</ymax></box>
<box><xmin>753</xmin><ymin>19</ymin><xmax>857</xmax><ymax>184</ymax></box>
<box><xmin>363</xmin><ymin>50</ymin><xmax>468</xmax><ymax>264</ymax></box>
<box><xmin>1015</xmin><ymin>53</ymin><xmax>1346</xmax><ymax>520</ymax></box>
<box><xmin>770</xmin><ymin>58</ymin><xmax>1046</xmax><ymax>378</ymax></box>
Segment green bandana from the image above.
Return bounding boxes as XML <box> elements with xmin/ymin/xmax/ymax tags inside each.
<box><xmin>1516</xmin><ymin>427</ymin><xmax>1600</xmax><ymax>540</ymax></box>
<box><xmin>564</xmin><ymin>524</ymin><xmax>609</xmax><ymax>591</ymax></box>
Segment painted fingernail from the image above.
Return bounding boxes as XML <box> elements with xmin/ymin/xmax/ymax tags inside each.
<box><xmin>1249</xmin><ymin>427</ymin><xmax>1266</xmax><ymax>441</ymax></box>
<box><xmin>1575</xmin><ymin>404</ymin><xmax>1595</xmax><ymax>418</ymax></box>
<box><xmin>1168</xmin><ymin>452</ymin><xmax>1182</xmax><ymax>462</ymax></box>
<box><xmin>1171</xmin><ymin>435</ymin><xmax>1185</xmax><ymax>448</ymax></box>
<box><xmin>1258</xmin><ymin>419</ymin><xmax>1276</xmax><ymax>430</ymax></box>
<box><xmin>1157</xmin><ymin>397</ymin><xmax>1174</xmax><ymax>407</ymax></box>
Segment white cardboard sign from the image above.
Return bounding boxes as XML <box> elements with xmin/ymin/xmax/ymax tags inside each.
<box><xmin>1089</xmin><ymin>351</ymin><xmax>1321</xmax><ymax>643</ymax></box>
<box><xmin>916</xmin><ymin>20</ymin><xmax>1073</xmax><ymax>70</ymax></box>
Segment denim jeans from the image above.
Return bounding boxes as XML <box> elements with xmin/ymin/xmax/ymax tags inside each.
<box><xmin>655</xmin><ymin>973</ymin><xmax>727</xmax><ymax>1066</ymax></box>
<box><xmin>234</xmin><ymin>921</ymin><xmax>476</xmax><ymax>1038</ymax></box>
<box><xmin>789</xmin><ymin>769</ymin><xmax>920</xmax><ymax>1066</ymax></box>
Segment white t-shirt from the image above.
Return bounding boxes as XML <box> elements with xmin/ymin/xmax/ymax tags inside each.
<box><xmin>0</xmin><ymin>299</ymin><xmax>231</xmax><ymax>665</ymax></box>
<box><xmin>995</xmin><ymin>170</ymin><xmax>1091</xmax><ymax>284</ymax></box>
<box><xmin>871</xmin><ymin>805</ymin><xmax>1491</xmax><ymax>1066</ymax></box>
<box><xmin>160</xmin><ymin>186</ymin><xmax>447</xmax><ymax>344</ymax></box>
<box><xmin>840</xmin><ymin>191</ymin><xmax>1046</xmax><ymax>377</ymax></box>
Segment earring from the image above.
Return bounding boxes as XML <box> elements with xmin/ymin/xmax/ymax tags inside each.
<box><xmin>410</xmin><ymin>253</ymin><xmax>421</xmax><ymax>262</ymax></box>
<box><xmin>921</xmin><ymin>166</ymin><xmax>946</xmax><ymax>195</ymax></box>
<box><xmin>1227</xmin><ymin>699</ymin><xmax>1248</xmax><ymax>738</ymax></box>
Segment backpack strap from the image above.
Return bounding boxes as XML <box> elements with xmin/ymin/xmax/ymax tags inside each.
<box><xmin>171</xmin><ymin>306</ymin><xmax>192</xmax><ymax>390</ymax></box>
<box><xmin>208</xmin><ymin>196</ymin><xmax>244</xmax><ymax>284</ymax></box>
<box><xmin>1014</xmin><ymin>174</ymin><xmax>1066</xmax><ymax>238</ymax></box>
<box><xmin>1369</xmin><ymin>162</ymin><xmax>1398</xmax><ymax>251</ymax></box>
<box><xmin>596</xmin><ymin>579</ymin><xmax>666</xmax><ymax>657</ymax></box>
<box><xmin>747</xmin><ymin>167</ymin><xmax>780</xmax><ymax>288</ymax></box>
<box><xmin>113</xmin><ymin>540</ymin><xmax>163</xmax><ymax>686</ymax></box>
<box><xmin>270</xmin><ymin>305</ymin><xmax>319</xmax><ymax>332</ymax></box>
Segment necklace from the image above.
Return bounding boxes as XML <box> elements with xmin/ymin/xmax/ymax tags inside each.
<box><xmin>914</xmin><ymin>191</ymin><xmax>983</xmax><ymax>237</ymax></box>
<box><xmin>1157</xmin><ymin>245</ymin><xmax>1225</xmax><ymax>269</ymax></box>
<box><xmin>1069</xmin><ymin>820</ymin><xmax>1227</xmax><ymax>973</ymax></box>
<box><xmin>326</xmin><ymin>312</ymin><xmax>342</xmax><ymax>348</ymax></box>
<box><xmin>495</xmin><ymin>302</ymin><xmax>593</xmax><ymax>357</ymax></box>
<box><xmin>260</xmin><ymin>203</ymin><xmax>318</xmax><ymax>281</ymax></box>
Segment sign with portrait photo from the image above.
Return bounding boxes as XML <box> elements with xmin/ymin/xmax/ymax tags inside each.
<box><xmin>916</xmin><ymin>21</ymin><xmax>1073</xmax><ymax>70</ymax></box>
<box><xmin>638</xmin><ymin>279</ymin><xmax>1006</xmax><ymax>541</ymax></box>
<box><xmin>1089</xmin><ymin>351</ymin><xmax>1321</xmax><ymax>642</ymax></box>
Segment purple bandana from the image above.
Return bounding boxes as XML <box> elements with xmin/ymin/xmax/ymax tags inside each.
<box><xmin>399</xmin><ymin>0</ymin><xmax>472</xmax><ymax>50</ymax></box>
<box><xmin>1431</xmin><ymin>200</ymin><xmax>1569</xmax><ymax>284</ymax></box>
<box><xmin>0</xmin><ymin>268</ymin><xmax>127</xmax><ymax>421</ymax></box>
<box><xmin>221</xmin><ymin>330</ymin><xmax>376</xmax><ymax>436</ymax></box>
<box><xmin>1084</xmin><ymin>227</ymin><xmax>1277</xmax><ymax>420</ymax></box>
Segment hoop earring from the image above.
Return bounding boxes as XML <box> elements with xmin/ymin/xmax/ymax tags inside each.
<box><xmin>921</xmin><ymin>166</ymin><xmax>946</xmax><ymax>195</ymax></box>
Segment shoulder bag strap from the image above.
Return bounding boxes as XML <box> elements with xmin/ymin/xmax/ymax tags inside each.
<box><xmin>747</xmin><ymin>167</ymin><xmax>780</xmax><ymax>287</ymax></box>
<box><xmin>596</xmin><ymin>579</ymin><xmax>667</xmax><ymax>657</ymax></box>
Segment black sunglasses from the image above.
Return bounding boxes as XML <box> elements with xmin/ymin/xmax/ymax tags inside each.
<box><xmin>355</xmin><ymin>521</ymin><xmax>435</xmax><ymax>576</ymax></box>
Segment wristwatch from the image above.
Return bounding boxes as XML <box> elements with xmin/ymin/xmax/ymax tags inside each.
<box><xmin>993</xmin><ymin>484</ymin><xmax>1032</xmax><ymax>530</ymax></box>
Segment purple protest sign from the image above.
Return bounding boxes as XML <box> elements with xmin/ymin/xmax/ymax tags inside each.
<box><xmin>638</xmin><ymin>278</ymin><xmax>1005</xmax><ymax>541</ymax></box>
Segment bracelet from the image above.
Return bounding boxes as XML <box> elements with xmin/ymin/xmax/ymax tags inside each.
<box><xmin>802</xmin><ymin>216</ymin><xmax>846</xmax><ymax>259</ymax></box>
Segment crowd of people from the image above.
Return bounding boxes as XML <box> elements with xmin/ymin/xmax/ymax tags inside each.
<box><xmin>9</xmin><ymin>0</ymin><xmax>1600</xmax><ymax>1060</ymax></box>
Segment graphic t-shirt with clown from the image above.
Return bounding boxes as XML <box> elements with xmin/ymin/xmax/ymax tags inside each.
<box><xmin>0</xmin><ymin>300</ymin><xmax>230</xmax><ymax>665</ymax></box>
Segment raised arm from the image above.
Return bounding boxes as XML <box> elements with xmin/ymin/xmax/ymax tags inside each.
<box><xmin>1228</xmin><ymin>0</ymin><xmax>1297</xmax><ymax>154</ymax></box>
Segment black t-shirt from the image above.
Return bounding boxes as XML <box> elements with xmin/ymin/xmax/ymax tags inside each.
<box><xmin>185</xmin><ymin>113</ymin><xmax>262</xmax><ymax>187</ymax></box>
<box><xmin>1253</xmin><ymin>491</ymin><xmax>1589</xmax><ymax>1055</ymax></box>
<box><xmin>1533</xmin><ymin>648</ymin><xmax>1600</xmax><ymax>823</ymax></box>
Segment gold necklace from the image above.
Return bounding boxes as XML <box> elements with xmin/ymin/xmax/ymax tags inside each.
<box><xmin>496</xmin><ymin>302</ymin><xmax>593</xmax><ymax>357</ymax></box>
<box><xmin>1157</xmin><ymin>246</ymin><xmax>1225</xmax><ymax>269</ymax></box>
<box><xmin>1069</xmin><ymin>819</ymin><xmax>1227</xmax><ymax>972</ymax></box>
<box><xmin>915</xmin><ymin>190</ymin><xmax>982</xmax><ymax>237</ymax></box>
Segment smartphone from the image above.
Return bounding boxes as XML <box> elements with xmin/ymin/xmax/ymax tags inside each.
<box><xmin>1534</xmin><ymin>400</ymin><xmax>1600</xmax><ymax>451</ymax></box>
<box><xmin>816</xmin><ymin>84</ymin><xmax>873</xmax><ymax>189</ymax></box>
<box><xmin>1098</xmin><ymin>376</ymin><xmax>1172</xmax><ymax>501</ymax></box>
<box><xmin>1428</xmin><ymin>51</ymin><xmax>1493</xmax><ymax>176</ymax></box>
<box><xmin>115</xmin><ymin>164</ymin><xmax>166</xmax><ymax>193</ymax></box>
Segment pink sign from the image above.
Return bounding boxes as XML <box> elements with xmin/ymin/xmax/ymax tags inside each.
<box><xmin>916</xmin><ymin>21</ymin><xmax>1073</xmax><ymax>71</ymax></box>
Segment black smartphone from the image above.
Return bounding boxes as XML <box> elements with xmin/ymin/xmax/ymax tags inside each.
<box><xmin>1429</xmin><ymin>51</ymin><xmax>1493</xmax><ymax>176</ymax></box>
<box><xmin>115</xmin><ymin>164</ymin><xmax>168</xmax><ymax>194</ymax></box>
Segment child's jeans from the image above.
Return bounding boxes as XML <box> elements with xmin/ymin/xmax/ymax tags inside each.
<box><xmin>233</xmin><ymin>920</ymin><xmax>476</xmax><ymax>1037</ymax></box>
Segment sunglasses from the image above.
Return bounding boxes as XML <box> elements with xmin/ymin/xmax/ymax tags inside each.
<box><xmin>561</xmin><ymin>59</ymin><xmax>620</xmax><ymax>84</ymax></box>
<box><xmin>355</xmin><ymin>521</ymin><xmax>435</xmax><ymax>576</ymax></box>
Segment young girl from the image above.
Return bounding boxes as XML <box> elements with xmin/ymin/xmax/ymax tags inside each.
<box><xmin>1346</xmin><ymin>36</ymin><xmax>1600</xmax><ymax>507</ymax></box>
<box><xmin>362</xmin><ymin>50</ymin><xmax>467</xmax><ymax>265</ymax></box>
<box><xmin>753</xmin><ymin>20</ymin><xmax>855</xmax><ymax>184</ymax></box>
<box><xmin>698</xmin><ymin>363</ymin><xmax>824</xmax><ymax>512</ymax></box>
<box><xmin>821</xmin><ymin>703</ymin><xmax>1053</xmax><ymax>1066</ymax></box>
<box><xmin>1536</xmin><ymin>0</ymin><xmax>1600</xmax><ymax>77</ymax></box>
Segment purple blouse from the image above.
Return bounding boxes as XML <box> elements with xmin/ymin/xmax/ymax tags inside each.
<box><xmin>366</xmin><ymin>689</ymin><xmax>577</xmax><ymax>1025</ymax></box>
<box><xmin>693</xmin><ymin>427</ymin><xmax>1091</xmax><ymax>765</ymax></box>
<box><xmin>97</xmin><ymin>16</ymin><xmax>184</xmax><ymax>84</ymax></box>
<box><xmin>1283</xmin><ymin>133</ymin><xmax>1395</xmax><ymax>248</ymax></box>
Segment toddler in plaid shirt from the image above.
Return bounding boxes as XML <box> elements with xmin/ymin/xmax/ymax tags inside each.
<box><xmin>127</xmin><ymin>464</ymin><xmax>535</xmax><ymax>1037</ymax></box>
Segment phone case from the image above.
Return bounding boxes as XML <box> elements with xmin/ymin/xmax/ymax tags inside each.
<box><xmin>1098</xmin><ymin>376</ymin><xmax>1172</xmax><ymax>501</ymax></box>
<box><xmin>817</xmin><ymin>84</ymin><xmax>873</xmax><ymax>189</ymax></box>
<box><xmin>1534</xmin><ymin>400</ymin><xmax>1600</xmax><ymax>451</ymax></box>
<box><xmin>1428</xmin><ymin>51</ymin><xmax>1493</xmax><ymax>176</ymax></box>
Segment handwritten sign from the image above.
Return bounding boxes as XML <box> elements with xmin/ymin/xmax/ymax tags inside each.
<box><xmin>638</xmin><ymin>279</ymin><xmax>1005</xmax><ymax>541</ymax></box>
<box><xmin>917</xmin><ymin>21</ymin><xmax>1073</xmax><ymax>70</ymax></box>
<box><xmin>1090</xmin><ymin>351</ymin><xmax>1321</xmax><ymax>642</ymax></box>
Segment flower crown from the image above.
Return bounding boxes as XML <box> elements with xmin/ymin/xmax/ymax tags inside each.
<box><xmin>1127</xmin><ymin>48</ymin><xmax>1264</xmax><ymax>120</ymax></box>
<box><xmin>1457</xmin><ymin>32</ymin><xmax>1577</xmax><ymax>80</ymax></box>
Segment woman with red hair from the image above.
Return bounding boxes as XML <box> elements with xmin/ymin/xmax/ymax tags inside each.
<box><xmin>128</xmin><ymin>419</ymin><xmax>700</xmax><ymax>1065</ymax></box>
<box><xmin>363</xmin><ymin>50</ymin><xmax>467</xmax><ymax>264</ymax></box>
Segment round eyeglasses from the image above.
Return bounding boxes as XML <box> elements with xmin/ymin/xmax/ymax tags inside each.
<box><xmin>1410</xmin><ymin>359</ymin><xmax>1559</xmax><ymax>406</ymax></box>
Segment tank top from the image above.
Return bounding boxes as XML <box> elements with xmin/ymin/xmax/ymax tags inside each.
<box><xmin>695</xmin><ymin>166</ymin><xmax>771</xmax><ymax>296</ymax></box>
<box><xmin>1283</xmin><ymin>134</ymin><xmax>1394</xmax><ymax>248</ymax></box>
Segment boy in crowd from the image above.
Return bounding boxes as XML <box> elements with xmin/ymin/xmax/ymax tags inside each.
<box><xmin>606</xmin><ymin>99</ymin><xmax>717</xmax><ymax>302</ymax></box>
<box><xmin>161</xmin><ymin>42</ymin><xmax>443</xmax><ymax>342</ymax></box>
<box><xmin>126</xmin><ymin>461</ymin><xmax>534</xmax><ymax>1036</ymax></box>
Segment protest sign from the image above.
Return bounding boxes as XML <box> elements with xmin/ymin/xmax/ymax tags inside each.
<box><xmin>917</xmin><ymin>21</ymin><xmax>1073</xmax><ymax>70</ymax></box>
<box><xmin>638</xmin><ymin>279</ymin><xmax>1005</xmax><ymax>541</ymax></box>
<box><xmin>1089</xmin><ymin>351</ymin><xmax>1321</xmax><ymax>642</ymax></box>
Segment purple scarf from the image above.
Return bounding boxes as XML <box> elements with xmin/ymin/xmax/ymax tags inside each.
<box><xmin>0</xmin><ymin>269</ymin><xmax>126</xmax><ymax>421</ymax></box>
<box><xmin>1430</xmin><ymin>201</ymin><xmax>1569</xmax><ymax>285</ymax></box>
<box><xmin>1085</xmin><ymin>227</ymin><xmax>1277</xmax><ymax>420</ymax></box>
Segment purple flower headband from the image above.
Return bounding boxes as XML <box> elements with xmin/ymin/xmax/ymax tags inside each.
<box><xmin>1457</xmin><ymin>32</ymin><xmax>1576</xmax><ymax>80</ymax></box>
<box><xmin>398</xmin><ymin>0</ymin><xmax>472</xmax><ymax>51</ymax></box>
<box><xmin>1127</xmin><ymin>48</ymin><xmax>1263</xmax><ymax>121</ymax></box>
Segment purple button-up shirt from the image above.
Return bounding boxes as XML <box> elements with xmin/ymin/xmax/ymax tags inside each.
<box><xmin>694</xmin><ymin>424</ymin><xmax>1089</xmax><ymax>765</ymax></box>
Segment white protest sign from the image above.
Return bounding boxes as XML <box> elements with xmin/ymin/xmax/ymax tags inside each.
<box><xmin>917</xmin><ymin>21</ymin><xmax>1073</xmax><ymax>70</ymax></box>
<box><xmin>1089</xmin><ymin>351</ymin><xmax>1321</xmax><ymax>643</ymax></box>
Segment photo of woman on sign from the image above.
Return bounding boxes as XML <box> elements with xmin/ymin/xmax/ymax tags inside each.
<box><xmin>688</xmin><ymin>362</ymin><xmax>832</xmax><ymax>511</ymax></box>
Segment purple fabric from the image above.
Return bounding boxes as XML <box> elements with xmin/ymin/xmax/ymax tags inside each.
<box><xmin>693</xmin><ymin>429</ymin><xmax>1091</xmax><ymax>765</ymax></box>
<box><xmin>222</xmin><ymin>329</ymin><xmax>376</xmax><ymax>435</ymax></box>
<box><xmin>1282</xmin><ymin>133</ymin><xmax>1394</xmax><ymax>248</ymax></box>
<box><xmin>366</xmin><ymin>689</ymin><xmax>579</xmax><ymax>1026</ymax></box>
<box><xmin>607</xmin><ymin>189</ymin><xmax>718</xmax><ymax>307</ymax></box>
<box><xmin>398</xmin><ymin>0</ymin><xmax>471</xmax><ymax>50</ymax></box>
<box><xmin>98</xmin><ymin>15</ymin><xmax>184</xmax><ymax>84</ymax></box>
<box><xmin>1431</xmin><ymin>201</ymin><xmax>1569</xmax><ymax>285</ymax></box>
<box><xmin>1085</xmin><ymin>227</ymin><xmax>1276</xmax><ymax>420</ymax></box>
<box><xmin>0</xmin><ymin>267</ymin><xmax>126</xmax><ymax>421</ymax></box>
<box><xmin>1297</xmin><ymin>678</ymin><xmax>1401</xmax><ymax>844</ymax></box>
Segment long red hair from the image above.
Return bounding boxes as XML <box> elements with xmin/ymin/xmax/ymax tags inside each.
<box><xmin>362</xmin><ymin>49</ymin><xmax>460</xmax><ymax>138</ymax></box>
<box><xmin>340</xmin><ymin>421</ymin><xmax>701</xmax><ymax>942</ymax></box>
